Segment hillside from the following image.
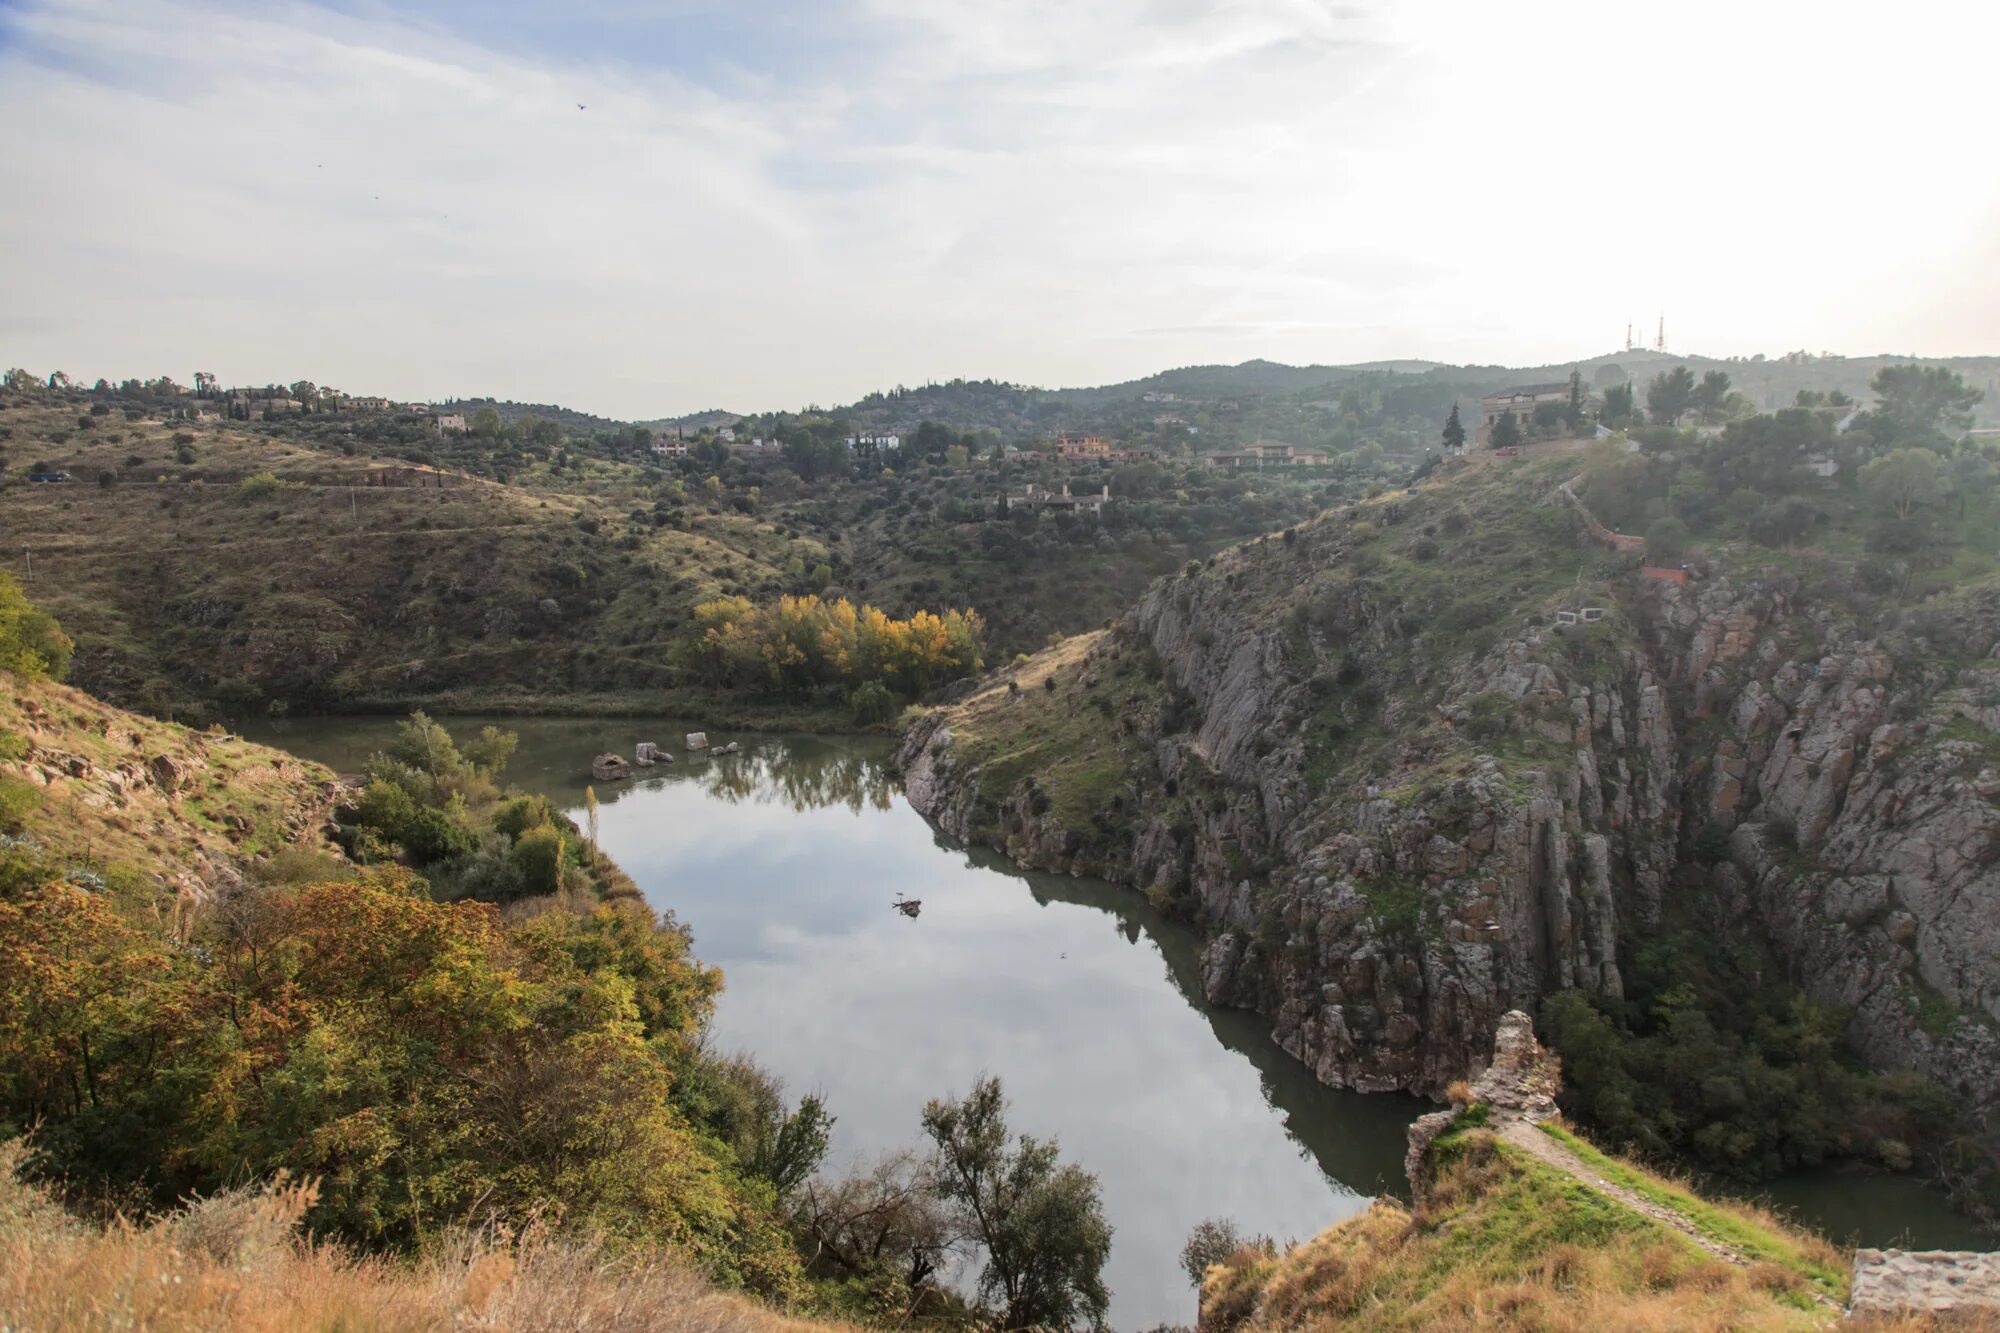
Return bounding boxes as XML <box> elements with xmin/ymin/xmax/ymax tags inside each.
<box><xmin>0</xmin><ymin>390</ymin><xmax>1348</xmax><ymax>721</ymax></box>
<box><xmin>901</xmin><ymin>414</ymin><xmax>2000</xmax><ymax>1205</ymax></box>
<box><xmin>0</xmin><ymin>674</ymin><xmax>336</xmax><ymax>889</ymax></box>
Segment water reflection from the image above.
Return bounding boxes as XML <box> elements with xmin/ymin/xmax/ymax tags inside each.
<box><xmin>245</xmin><ymin>715</ymin><xmax>1412</xmax><ymax>1327</ymax></box>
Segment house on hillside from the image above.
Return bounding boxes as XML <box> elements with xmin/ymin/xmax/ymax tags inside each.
<box><xmin>1475</xmin><ymin>377</ymin><xmax>1582</xmax><ymax>446</ymax></box>
<box><xmin>651</xmin><ymin>437</ymin><xmax>690</xmax><ymax>458</ymax></box>
<box><xmin>437</xmin><ymin>414</ymin><xmax>468</xmax><ymax>432</ymax></box>
<box><xmin>1205</xmin><ymin>441</ymin><xmax>1330</xmax><ymax>469</ymax></box>
<box><xmin>346</xmin><ymin>396</ymin><xmax>392</xmax><ymax>412</ymax></box>
<box><xmin>844</xmin><ymin>432</ymin><xmax>902</xmax><ymax>450</ymax></box>
<box><xmin>1055</xmin><ymin>432</ymin><xmax>1112</xmax><ymax>460</ymax></box>
<box><xmin>1005</xmin><ymin>482</ymin><xmax>1112</xmax><ymax>516</ymax></box>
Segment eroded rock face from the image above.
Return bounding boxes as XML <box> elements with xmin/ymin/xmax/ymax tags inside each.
<box><xmin>1637</xmin><ymin>574</ymin><xmax>2000</xmax><ymax>1121</ymax></box>
<box><xmin>900</xmin><ymin>523</ymin><xmax>2000</xmax><ymax>1113</ymax></box>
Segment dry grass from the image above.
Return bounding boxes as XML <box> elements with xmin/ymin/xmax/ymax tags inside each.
<box><xmin>1201</xmin><ymin>1131</ymin><xmax>1846</xmax><ymax>1332</ymax></box>
<box><xmin>0</xmin><ymin>1143</ymin><xmax>856</xmax><ymax>1333</ymax></box>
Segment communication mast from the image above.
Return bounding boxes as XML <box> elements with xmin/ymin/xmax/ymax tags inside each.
<box><xmin>1656</xmin><ymin>315</ymin><xmax>1665</xmax><ymax>352</ymax></box>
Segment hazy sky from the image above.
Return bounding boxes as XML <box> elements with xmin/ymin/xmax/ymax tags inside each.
<box><xmin>4</xmin><ymin>0</ymin><xmax>1997</xmax><ymax>419</ymax></box>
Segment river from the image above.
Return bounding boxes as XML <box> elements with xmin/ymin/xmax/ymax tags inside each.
<box><xmin>244</xmin><ymin>713</ymin><xmax>1990</xmax><ymax>1326</ymax></box>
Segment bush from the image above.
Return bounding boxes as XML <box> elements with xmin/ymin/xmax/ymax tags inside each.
<box><xmin>1644</xmin><ymin>517</ymin><xmax>1690</xmax><ymax>563</ymax></box>
<box><xmin>847</xmin><ymin>680</ymin><xmax>898</xmax><ymax>725</ymax></box>
<box><xmin>0</xmin><ymin>573</ymin><xmax>73</xmax><ymax>680</ymax></box>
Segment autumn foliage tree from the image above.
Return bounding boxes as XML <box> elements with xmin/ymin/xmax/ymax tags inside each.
<box><xmin>673</xmin><ymin>595</ymin><xmax>984</xmax><ymax>699</ymax></box>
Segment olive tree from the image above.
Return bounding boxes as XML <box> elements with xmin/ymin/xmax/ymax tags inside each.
<box><xmin>921</xmin><ymin>1076</ymin><xmax>1112</xmax><ymax>1331</ymax></box>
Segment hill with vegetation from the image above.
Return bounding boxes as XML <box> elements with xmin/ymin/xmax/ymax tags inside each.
<box><xmin>901</xmin><ymin>369</ymin><xmax>2000</xmax><ymax>1219</ymax></box>
<box><xmin>0</xmin><ymin>384</ymin><xmax>1364</xmax><ymax>725</ymax></box>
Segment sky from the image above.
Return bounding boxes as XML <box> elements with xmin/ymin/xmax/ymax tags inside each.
<box><xmin>3</xmin><ymin>0</ymin><xmax>1998</xmax><ymax>420</ymax></box>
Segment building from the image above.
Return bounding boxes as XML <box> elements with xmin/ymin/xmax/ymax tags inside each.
<box><xmin>437</xmin><ymin>414</ymin><xmax>469</xmax><ymax>432</ymax></box>
<box><xmin>346</xmin><ymin>396</ymin><xmax>393</xmax><ymax>412</ymax></box>
<box><xmin>1054</xmin><ymin>433</ymin><xmax>1112</xmax><ymax>460</ymax></box>
<box><xmin>844</xmin><ymin>432</ymin><xmax>902</xmax><ymax>451</ymax></box>
<box><xmin>1205</xmin><ymin>441</ymin><xmax>1331</xmax><ymax>469</ymax></box>
<box><xmin>1005</xmin><ymin>482</ymin><xmax>1112</xmax><ymax>516</ymax></box>
<box><xmin>651</xmin><ymin>437</ymin><xmax>690</xmax><ymax>458</ymax></box>
<box><xmin>1475</xmin><ymin>382</ymin><xmax>1575</xmax><ymax>446</ymax></box>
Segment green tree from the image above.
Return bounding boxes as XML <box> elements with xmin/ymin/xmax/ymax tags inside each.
<box><xmin>1646</xmin><ymin>366</ymin><xmax>1696</xmax><ymax>425</ymax></box>
<box><xmin>1870</xmin><ymin>365</ymin><xmax>1982</xmax><ymax>441</ymax></box>
<box><xmin>471</xmin><ymin>406</ymin><xmax>504</xmax><ymax>439</ymax></box>
<box><xmin>1599</xmin><ymin>382</ymin><xmax>1638</xmax><ymax>428</ymax></box>
<box><xmin>1701</xmin><ymin>408</ymin><xmax>1826</xmax><ymax>497</ymax></box>
<box><xmin>0</xmin><ymin>574</ymin><xmax>73</xmax><ymax>680</ymax></box>
<box><xmin>922</xmin><ymin>1076</ymin><xmax>1112</xmax><ymax>1331</ymax></box>
<box><xmin>1644</xmin><ymin>516</ymin><xmax>1691</xmax><ymax>562</ymax></box>
<box><xmin>1694</xmin><ymin>370</ymin><xmax>1732</xmax><ymax>424</ymax></box>
<box><xmin>1441</xmin><ymin>403</ymin><xmax>1466</xmax><ymax>452</ymax></box>
<box><xmin>1489</xmin><ymin>411</ymin><xmax>1521</xmax><ymax>450</ymax></box>
<box><xmin>1862</xmin><ymin>447</ymin><xmax>1941</xmax><ymax>522</ymax></box>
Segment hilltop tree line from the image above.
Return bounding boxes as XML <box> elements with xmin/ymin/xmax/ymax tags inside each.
<box><xmin>1458</xmin><ymin>360</ymin><xmax>1986</xmax><ymax>452</ymax></box>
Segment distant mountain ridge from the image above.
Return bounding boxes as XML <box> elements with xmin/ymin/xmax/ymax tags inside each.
<box><xmin>636</xmin><ymin>350</ymin><xmax>2000</xmax><ymax>432</ymax></box>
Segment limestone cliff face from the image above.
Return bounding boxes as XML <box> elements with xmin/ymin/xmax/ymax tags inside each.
<box><xmin>900</xmin><ymin>479</ymin><xmax>2000</xmax><ymax>1108</ymax></box>
<box><xmin>1642</xmin><ymin>573</ymin><xmax>2000</xmax><ymax>1119</ymax></box>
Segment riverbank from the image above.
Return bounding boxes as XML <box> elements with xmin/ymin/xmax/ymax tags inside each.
<box><xmin>265</xmin><ymin>687</ymin><xmax>900</xmax><ymax>735</ymax></box>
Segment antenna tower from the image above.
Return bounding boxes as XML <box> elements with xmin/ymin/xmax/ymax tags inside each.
<box><xmin>1656</xmin><ymin>315</ymin><xmax>1665</xmax><ymax>352</ymax></box>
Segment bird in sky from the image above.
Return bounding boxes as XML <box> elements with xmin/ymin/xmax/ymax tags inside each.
<box><xmin>576</xmin><ymin>103</ymin><xmax>586</xmax><ymax>110</ymax></box>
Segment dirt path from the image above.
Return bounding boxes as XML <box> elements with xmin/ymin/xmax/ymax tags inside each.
<box><xmin>1498</xmin><ymin>1120</ymin><xmax>1842</xmax><ymax>1314</ymax></box>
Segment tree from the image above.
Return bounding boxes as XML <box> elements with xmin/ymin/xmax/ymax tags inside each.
<box><xmin>1599</xmin><ymin>382</ymin><xmax>1638</xmax><ymax>429</ymax></box>
<box><xmin>1749</xmin><ymin>496</ymin><xmax>1819</xmax><ymax>548</ymax></box>
<box><xmin>1644</xmin><ymin>516</ymin><xmax>1690</xmax><ymax>562</ymax></box>
<box><xmin>0</xmin><ymin>574</ymin><xmax>73</xmax><ymax>679</ymax></box>
<box><xmin>1646</xmin><ymin>366</ymin><xmax>1696</xmax><ymax>425</ymax></box>
<box><xmin>921</xmin><ymin>1076</ymin><xmax>1112</xmax><ymax>1331</ymax></box>
<box><xmin>1862</xmin><ymin>447</ymin><xmax>1941</xmax><ymax>522</ymax></box>
<box><xmin>1701</xmin><ymin>408</ymin><xmax>1826</xmax><ymax>497</ymax></box>
<box><xmin>1694</xmin><ymin>370</ymin><xmax>1732</xmax><ymax>424</ymax></box>
<box><xmin>1870</xmin><ymin>365</ymin><xmax>1982</xmax><ymax>442</ymax></box>
<box><xmin>194</xmin><ymin>371</ymin><xmax>217</xmax><ymax>398</ymax></box>
<box><xmin>1489</xmin><ymin>411</ymin><xmax>1521</xmax><ymax>450</ymax></box>
<box><xmin>471</xmin><ymin>407</ymin><xmax>503</xmax><ymax>439</ymax></box>
<box><xmin>1181</xmin><ymin>1218</ymin><xmax>1269</xmax><ymax>1287</ymax></box>
<box><xmin>1441</xmin><ymin>403</ymin><xmax>1466</xmax><ymax>452</ymax></box>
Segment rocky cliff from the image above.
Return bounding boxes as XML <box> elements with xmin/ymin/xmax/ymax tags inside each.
<box><xmin>899</xmin><ymin>456</ymin><xmax>2000</xmax><ymax>1121</ymax></box>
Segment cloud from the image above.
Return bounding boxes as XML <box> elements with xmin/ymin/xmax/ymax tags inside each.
<box><xmin>1</xmin><ymin>0</ymin><xmax>1995</xmax><ymax>417</ymax></box>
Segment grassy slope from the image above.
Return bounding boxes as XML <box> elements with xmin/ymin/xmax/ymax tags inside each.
<box><xmin>1201</xmin><ymin>1118</ymin><xmax>1848</xmax><ymax>1332</ymax></box>
<box><xmin>0</xmin><ymin>401</ymin><xmax>815</xmax><ymax>716</ymax></box>
<box><xmin>0</xmin><ymin>674</ymin><xmax>334</xmax><ymax>882</ymax></box>
<box><xmin>0</xmin><ymin>1142</ymin><xmax>856</xmax><ymax>1333</ymax></box>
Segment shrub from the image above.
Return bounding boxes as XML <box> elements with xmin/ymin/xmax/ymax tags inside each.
<box><xmin>847</xmin><ymin>679</ymin><xmax>898</xmax><ymax>725</ymax></box>
<box><xmin>0</xmin><ymin>573</ymin><xmax>73</xmax><ymax>680</ymax></box>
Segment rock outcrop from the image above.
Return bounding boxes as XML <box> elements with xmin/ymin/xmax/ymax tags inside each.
<box><xmin>899</xmin><ymin>467</ymin><xmax>2000</xmax><ymax>1118</ymax></box>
